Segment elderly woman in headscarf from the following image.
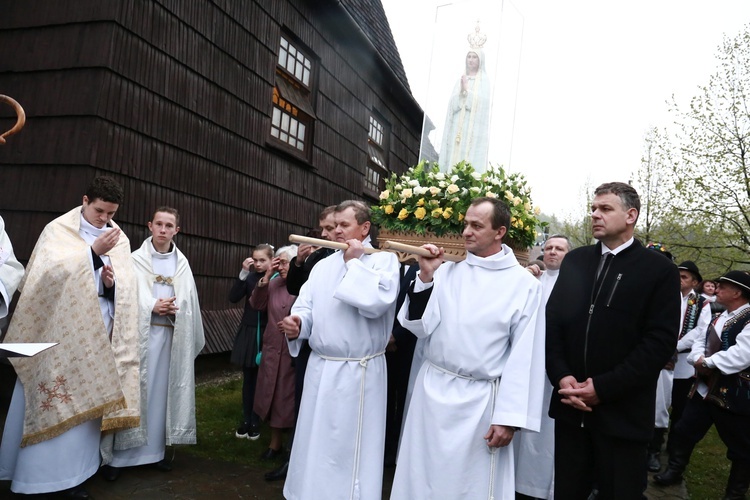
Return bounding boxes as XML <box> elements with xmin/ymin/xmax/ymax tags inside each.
<box><xmin>439</xmin><ymin>48</ymin><xmax>492</xmax><ymax>172</ymax></box>
<box><xmin>250</xmin><ymin>245</ymin><xmax>298</xmax><ymax>460</ymax></box>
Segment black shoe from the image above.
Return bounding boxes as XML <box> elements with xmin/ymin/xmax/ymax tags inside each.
<box><xmin>654</xmin><ymin>468</ymin><xmax>683</xmax><ymax>486</ymax></box>
<box><xmin>100</xmin><ymin>464</ymin><xmax>121</xmax><ymax>482</ymax></box>
<box><xmin>265</xmin><ymin>460</ymin><xmax>289</xmax><ymax>481</ymax></box>
<box><xmin>235</xmin><ymin>423</ymin><xmax>250</xmax><ymax>439</ymax></box>
<box><xmin>248</xmin><ymin>425</ymin><xmax>261</xmax><ymax>441</ymax></box>
<box><xmin>647</xmin><ymin>452</ymin><xmax>662</xmax><ymax>472</ymax></box>
<box><xmin>260</xmin><ymin>448</ymin><xmax>282</xmax><ymax>460</ymax></box>
<box><xmin>154</xmin><ymin>459</ymin><xmax>172</xmax><ymax>472</ymax></box>
<box><xmin>62</xmin><ymin>485</ymin><xmax>91</xmax><ymax>498</ymax></box>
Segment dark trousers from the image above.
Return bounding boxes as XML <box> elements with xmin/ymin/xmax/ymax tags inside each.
<box><xmin>555</xmin><ymin>420</ymin><xmax>648</xmax><ymax>500</ymax></box>
<box><xmin>666</xmin><ymin>377</ymin><xmax>694</xmax><ymax>451</ymax></box>
<box><xmin>242</xmin><ymin>366</ymin><xmax>260</xmax><ymax>426</ymax></box>
<box><xmin>673</xmin><ymin>393</ymin><xmax>750</xmax><ymax>463</ymax></box>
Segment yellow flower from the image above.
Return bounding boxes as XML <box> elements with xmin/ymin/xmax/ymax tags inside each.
<box><xmin>534</xmin><ymin>206</ymin><xmax>541</xmax><ymax>215</ymax></box>
<box><xmin>414</xmin><ymin>207</ymin><xmax>427</xmax><ymax>220</ymax></box>
<box><xmin>379</xmin><ymin>190</ymin><xmax>390</xmax><ymax>200</ymax></box>
<box><xmin>524</xmin><ymin>202</ymin><xmax>531</xmax><ymax>211</ymax></box>
<box><xmin>485</xmin><ymin>191</ymin><xmax>497</xmax><ymax>198</ymax></box>
<box><xmin>458</xmin><ymin>213</ymin><xmax>465</xmax><ymax>222</ymax></box>
<box><xmin>443</xmin><ymin>207</ymin><xmax>453</xmax><ymax>219</ymax></box>
<box><xmin>446</xmin><ymin>184</ymin><xmax>460</xmax><ymax>195</ymax></box>
<box><xmin>505</xmin><ymin>191</ymin><xmax>514</xmax><ymax>200</ymax></box>
<box><xmin>398</xmin><ymin>208</ymin><xmax>409</xmax><ymax>220</ymax></box>
<box><xmin>384</xmin><ymin>205</ymin><xmax>394</xmax><ymax>215</ymax></box>
<box><xmin>417</xmin><ymin>198</ymin><xmax>425</xmax><ymax>207</ymax></box>
<box><xmin>513</xmin><ymin>197</ymin><xmax>522</xmax><ymax>206</ymax></box>
<box><xmin>431</xmin><ymin>207</ymin><xmax>443</xmax><ymax>218</ymax></box>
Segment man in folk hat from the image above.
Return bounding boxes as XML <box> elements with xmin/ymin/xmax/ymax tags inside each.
<box><xmin>649</xmin><ymin>261</ymin><xmax>712</xmax><ymax>472</ymax></box>
<box><xmin>655</xmin><ymin>271</ymin><xmax>750</xmax><ymax>499</ymax></box>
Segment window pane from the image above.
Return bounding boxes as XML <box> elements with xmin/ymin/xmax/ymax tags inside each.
<box><xmin>281</xmin><ymin>113</ymin><xmax>290</xmax><ymax>131</ymax></box>
<box><xmin>290</xmin><ymin>119</ymin><xmax>298</xmax><ymax>137</ymax></box>
<box><xmin>298</xmin><ymin>123</ymin><xmax>306</xmax><ymax>140</ymax></box>
<box><xmin>281</xmin><ymin>131</ymin><xmax>289</xmax><ymax>142</ymax></box>
<box><xmin>271</xmin><ymin>128</ymin><xmax>279</xmax><ymax>138</ymax></box>
<box><xmin>303</xmin><ymin>68</ymin><xmax>310</xmax><ymax>86</ymax></box>
<box><xmin>279</xmin><ymin>49</ymin><xmax>287</xmax><ymax>67</ymax></box>
<box><xmin>280</xmin><ymin>37</ymin><xmax>288</xmax><ymax>49</ymax></box>
<box><xmin>272</xmin><ymin>108</ymin><xmax>281</xmax><ymax>126</ymax></box>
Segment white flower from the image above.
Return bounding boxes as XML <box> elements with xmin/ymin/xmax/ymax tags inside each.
<box><xmin>451</xmin><ymin>175</ymin><xmax>459</xmax><ymax>183</ymax></box>
<box><xmin>429</xmin><ymin>186</ymin><xmax>441</xmax><ymax>196</ymax></box>
<box><xmin>394</xmin><ymin>184</ymin><xmax>403</xmax><ymax>191</ymax></box>
<box><xmin>379</xmin><ymin>190</ymin><xmax>390</xmax><ymax>200</ymax></box>
<box><xmin>470</xmin><ymin>186</ymin><xmax>481</xmax><ymax>194</ymax></box>
<box><xmin>414</xmin><ymin>186</ymin><xmax>429</xmax><ymax>196</ymax></box>
<box><xmin>438</xmin><ymin>181</ymin><xmax>447</xmax><ymax>188</ymax></box>
<box><xmin>408</xmin><ymin>179</ymin><xmax>419</xmax><ymax>187</ymax></box>
<box><xmin>471</xmin><ymin>172</ymin><xmax>483</xmax><ymax>181</ymax></box>
<box><xmin>435</xmin><ymin>173</ymin><xmax>445</xmax><ymax>181</ymax></box>
<box><xmin>485</xmin><ymin>191</ymin><xmax>497</xmax><ymax>198</ymax></box>
<box><xmin>402</xmin><ymin>188</ymin><xmax>413</xmax><ymax>199</ymax></box>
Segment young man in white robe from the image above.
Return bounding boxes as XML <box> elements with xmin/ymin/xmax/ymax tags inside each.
<box><xmin>0</xmin><ymin>215</ymin><xmax>24</xmax><ymax>326</ymax></box>
<box><xmin>391</xmin><ymin>197</ymin><xmax>545</xmax><ymax>500</ymax></box>
<box><xmin>514</xmin><ymin>234</ymin><xmax>571</xmax><ymax>499</ymax></box>
<box><xmin>101</xmin><ymin>207</ymin><xmax>205</xmax><ymax>480</ymax></box>
<box><xmin>0</xmin><ymin>176</ymin><xmax>140</xmax><ymax>498</ymax></box>
<box><xmin>280</xmin><ymin>200</ymin><xmax>400</xmax><ymax>500</ymax></box>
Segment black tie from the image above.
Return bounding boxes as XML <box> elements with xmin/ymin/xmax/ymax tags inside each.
<box><xmin>594</xmin><ymin>253</ymin><xmax>614</xmax><ymax>296</ymax></box>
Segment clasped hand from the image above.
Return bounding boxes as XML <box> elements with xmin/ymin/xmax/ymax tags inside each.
<box><xmin>558</xmin><ymin>376</ymin><xmax>599</xmax><ymax>412</ymax></box>
<box><xmin>153</xmin><ymin>296</ymin><xmax>179</xmax><ymax>316</ymax></box>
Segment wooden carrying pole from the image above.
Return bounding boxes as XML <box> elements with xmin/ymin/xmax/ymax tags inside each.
<box><xmin>0</xmin><ymin>95</ymin><xmax>26</xmax><ymax>145</ymax></box>
<box><xmin>288</xmin><ymin>235</ymin><xmax>464</xmax><ymax>263</ymax></box>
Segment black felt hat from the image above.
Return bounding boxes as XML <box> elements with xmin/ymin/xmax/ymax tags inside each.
<box><xmin>718</xmin><ymin>271</ymin><xmax>750</xmax><ymax>293</ymax></box>
<box><xmin>677</xmin><ymin>261</ymin><xmax>702</xmax><ymax>283</ymax></box>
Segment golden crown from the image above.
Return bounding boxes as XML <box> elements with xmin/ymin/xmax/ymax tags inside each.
<box><xmin>467</xmin><ymin>21</ymin><xmax>487</xmax><ymax>49</ymax></box>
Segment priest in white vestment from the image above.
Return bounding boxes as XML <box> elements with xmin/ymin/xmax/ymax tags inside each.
<box><xmin>0</xmin><ymin>177</ymin><xmax>140</xmax><ymax>497</ymax></box>
<box><xmin>514</xmin><ymin>235</ymin><xmax>571</xmax><ymax>499</ymax></box>
<box><xmin>0</xmin><ymin>215</ymin><xmax>24</xmax><ymax>323</ymax></box>
<box><xmin>101</xmin><ymin>207</ymin><xmax>205</xmax><ymax>479</ymax></box>
<box><xmin>391</xmin><ymin>198</ymin><xmax>545</xmax><ymax>500</ymax></box>
<box><xmin>280</xmin><ymin>201</ymin><xmax>399</xmax><ymax>500</ymax></box>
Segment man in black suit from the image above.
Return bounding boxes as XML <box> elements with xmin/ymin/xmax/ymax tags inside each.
<box><xmin>546</xmin><ymin>182</ymin><xmax>680</xmax><ymax>499</ymax></box>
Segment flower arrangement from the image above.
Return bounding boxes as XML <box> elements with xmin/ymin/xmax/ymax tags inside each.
<box><xmin>371</xmin><ymin>161</ymin><xmax>544</xmax><ymax>249</ymax></box>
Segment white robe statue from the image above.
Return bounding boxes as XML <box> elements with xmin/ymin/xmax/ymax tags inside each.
<box><xmin>439</xmin><ymin>49</ymin><xmax>492</xmax><ymax>172</ymax></box>
<box><xmin>392</xmin><ymin>245</ymin><xmax>544</xmax><ymax>500</ymax></box>
<box><xmin>284</xmin><ymin>238</ymin><xmax>399</xmax><ymax>500</ymax></box>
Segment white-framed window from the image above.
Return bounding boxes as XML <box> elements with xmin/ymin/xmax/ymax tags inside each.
<box><xmin>278</xmin><ymin>36</ymin><xmax>312</xmax><ymax>87</ymax></box>
<box><xmin>270</xmin><ymin>33</ymin><xmax>317</xmax><ymax>160</ymax></box>
<box><xmin>364</xmin><ymin>113</ymin><xmax>390</xmax><ymax>197</ymax></box>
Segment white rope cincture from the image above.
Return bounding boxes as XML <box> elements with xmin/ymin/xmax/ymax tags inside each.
<box><xmin>317</xmin><ymin>350</ymin><xmax>386</xmax><ymax>500</ymax></box>
<box><xmin>428</xmin><ymin>361</ymin><xmax>500</xmax><ymax>500</ymax></box>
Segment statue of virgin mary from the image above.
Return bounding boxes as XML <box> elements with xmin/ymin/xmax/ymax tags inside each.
<box><xmin>439</xmin><ymin>24</ymin><xmax>492</xmax><ymax>173</ymax></box>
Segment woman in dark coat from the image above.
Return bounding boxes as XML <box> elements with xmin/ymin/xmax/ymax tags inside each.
<box><xmin>229</xmin><ymin>244</ymin><xmax>272</xmax><ymax>440</ymax></box>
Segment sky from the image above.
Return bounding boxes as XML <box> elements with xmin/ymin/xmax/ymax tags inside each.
<box><xmin>380</xmin><ymin>0</ymin><xmax>750</xmax><ymax>219</ymax></box>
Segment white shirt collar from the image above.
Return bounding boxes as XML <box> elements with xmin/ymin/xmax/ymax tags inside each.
<box><xmin>601</xmin><ymin>237</ymin><xmax>634</xmax><ymax>256</ymax></box>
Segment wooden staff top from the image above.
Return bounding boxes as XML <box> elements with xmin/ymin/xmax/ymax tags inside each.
<box><xmin>288</xmin><ymin>234</ymin><xmax>464</xmax><ymax>263</ymax></box>
<box><xmin>0</xmin><ymin>95</ymin><xmax>26</xmax><ymax>145</ymax></box>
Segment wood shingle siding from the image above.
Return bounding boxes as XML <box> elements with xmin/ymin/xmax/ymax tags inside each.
<box><xmin>0</xmin><ymin>0</ymin><xmax>422</xmax><ymax>353</ymax></box>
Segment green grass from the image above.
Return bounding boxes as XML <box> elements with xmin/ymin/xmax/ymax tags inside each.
<box><xmin>685</xmin><ymin>426</ymin><xmax>731</xmax><ymax>499</ymax></box>
<box><xmin>177</xmin><ymin>377</ymin><xmax>285</xmax><ymax>471</ymax></box>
